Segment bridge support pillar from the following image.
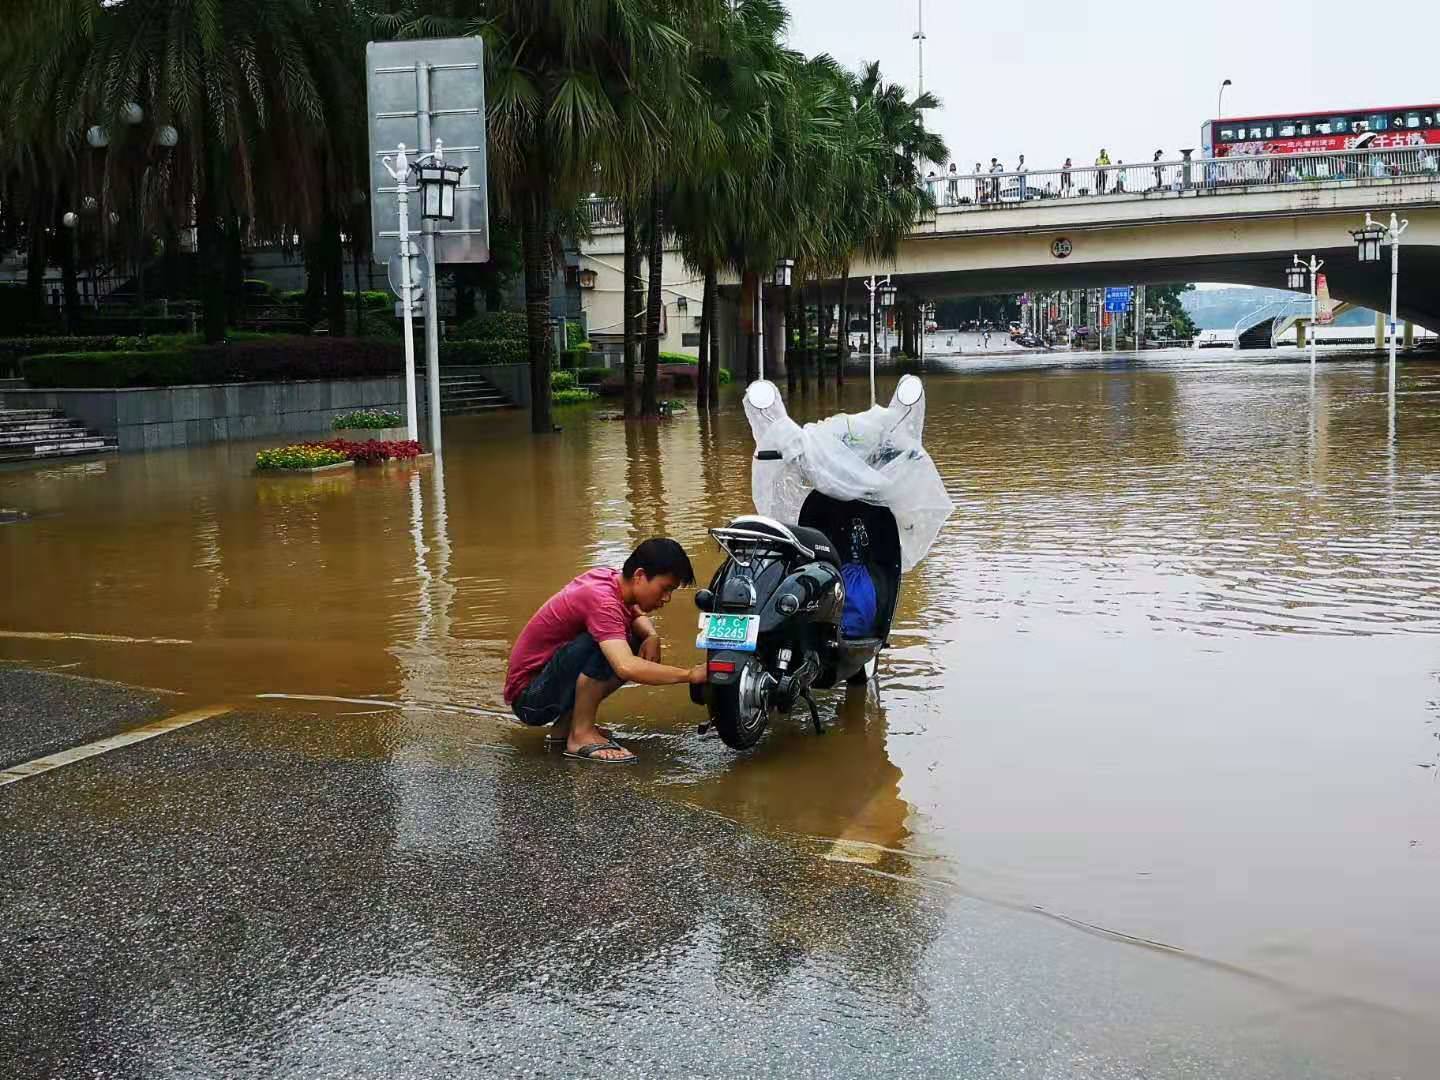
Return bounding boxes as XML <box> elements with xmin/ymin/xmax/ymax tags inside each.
<box><xmin>1404</xmin><ymin>321</ymin><xmax>1415</xmax><ymax>350</ymax></box>
<box><xmin>1296</xmin><ymin>321</ymin><xmax>1307</xmax><ymax>349</ymax></box>
<box><xmin>1375</xmin><ymin>312</ymin><xmax>1386</xmax><ymax>350</ymax></box>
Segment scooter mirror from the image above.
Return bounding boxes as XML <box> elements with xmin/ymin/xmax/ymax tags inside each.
<box><xmin>895</xmin><ymin>373</ymin><xmax>924</xmax><ymax>408</ymax></box>
<box><xmin>745</xmin><ymin>380</ymin><xmax>779</xmax><ymax>411</ymax></box>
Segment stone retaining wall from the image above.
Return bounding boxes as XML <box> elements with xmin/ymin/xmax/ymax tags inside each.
<box><xmin>1</xmin><ymin>376</ymin><xmax>419</xmax><ymax>453</ymax></box>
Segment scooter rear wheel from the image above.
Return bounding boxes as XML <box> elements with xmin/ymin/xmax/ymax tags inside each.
<box><xmin>710</xmin><ymin>659</ymin><xmax>769</xmax><ymax>750</ymax></box>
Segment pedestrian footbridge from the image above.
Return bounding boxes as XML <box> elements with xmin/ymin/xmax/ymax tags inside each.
<box><xmin>578</xmin><ymin>147</ymin><xmax>1440</xmax><ymax>344</ymax></box>
<box><xmin>867</xmin><ymin>148</ymin><xmax>1440</xmax><ymax>328</ymax></box>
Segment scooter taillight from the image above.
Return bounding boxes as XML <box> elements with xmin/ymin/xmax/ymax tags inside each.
<box><xmin>707</xmin><ymin>660</ymin><xmax>736</xmax><ymax>674</ymax></box>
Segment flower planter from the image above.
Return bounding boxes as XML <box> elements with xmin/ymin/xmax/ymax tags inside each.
<box><xmin>256</xmin><ymin>460</ymin><xmax>355</xmax><ymax>476</ymax></box>
<box><xmin>331</xmin><ymin>425</ymin><xmax>409</xmax><ymax>442</ymax></box>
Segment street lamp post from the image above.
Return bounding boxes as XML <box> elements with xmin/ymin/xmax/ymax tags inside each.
<box><xmin>1287</xmin><ymin>255</ymin><xmax>1323</xmax><ymax>370</ymax></box>
<box><xmin>1217</xmin><ymin>78</ymin><xmax>1232</xmax><ymax>117</ymax></box>
<box><xmin>382</xmin><ymin>140</ymin><xmax>466</xmax><ymax>446</ymax></box>
<box><xmin>772</xmin><ymin>257</ymin><xmax>794</xmax><ymax>383</ymax></box>
<box><xmin>864</xmin><ymin>275</ymin><xmax>896</xmax><ymax>407</ymax></box>
<box><xmin>1353</xmin><ymin>212</ymin><xmax>1408</xmax><ymax>396</ymax></box>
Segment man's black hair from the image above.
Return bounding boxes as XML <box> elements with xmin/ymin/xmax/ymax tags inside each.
<box><xmin>622</xmin><ymin>537</ymin><xmax>695</xmax><ymax>586</ymax></box>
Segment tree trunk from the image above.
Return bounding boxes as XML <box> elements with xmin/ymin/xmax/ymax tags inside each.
<box><xmin>742</xmin><ymin>272</ymin><xmax>758</xmax><ymax>384</ymax></box>
<box><xmin>224</xmin><ymin>212</ymin><xmax>245</xmax><ymax>325</ymax></box>
<box><xmin>303</xmin><ymin>237</ymin><xmax>325</xmax><ymax>326</ymax></box>
<box><xmin>785</xmin><ymin>282</ymin><xmax>798</xmax><ymax>395</ymax></box>
<box><xmin>641</xmin><ymin>183</ymin><xmax>662</xmax><ymax>417</ymax></box>
<box><xmin>696</xmin><ymin>261</ymin><xmax>712</xmax><ymax>411</ymax></box>
<box><xmin>323</xmin><ymin>205</ymin><xmax>346</xmax><ymax>333</ymax></box>
<box><xmin>622</xmin><ymin>203</ymin><xmax>638</xmax><ymax>418</ymax></box>
<box><xmin>197</xmin><ymin>131</ymin><xmax>227</xmax><ymax>343</ymax></box>
<box><xmin>837</xmin><ymin>266</ymin><xmax>851</xmax><ymax>387</ymax></box>
<box><xmin>521</xmin><ymin>197</ymin><xmax>554</xmax><ymax>434</ymax></box>
<box><xmin>24</xmin><ymin>190</ymin><xmax>51</xmax><ymax>325</ymax></box>
<box><xmin>56</xmin><ymin>192</ymin><xmax>80</xmax><ymax>333</ymax></box>
<box><xmin>706</xmin><ymin>266</ymin><xmax>720</xmax><ymax>406</ymax></box>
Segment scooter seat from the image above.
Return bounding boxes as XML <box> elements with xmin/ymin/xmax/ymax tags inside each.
<box><xmin>789</xmin><ymin>525</ymin><xmax>841</xmax><ymax>568</ymax></box>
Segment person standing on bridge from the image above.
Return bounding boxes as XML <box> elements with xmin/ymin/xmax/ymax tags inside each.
<box><xmin>989</xmin><ymin>157</ymin><xmax>1004</xmax><ymax>202</ymax></box>
<box><xmin>1152</xmin><ymin>149</ymin><xmax>1164</xmax><ymax>190</ymax></box>
<box><xmin>973</xmin><ymin>162</ymin><xmax>984</xmax><ymax>202</ymax></box>
<box><xmin>1095</xmin><ymin>148</ymin><xmax>1111</xmax><ymax>194</ymax></box>
<box><xmin>1061</xmin><ymin>157</ymin><xmax>1073</xmax><ymax>195</ymax></box>
<box><xmin>946</xmin><ymin>162</ymin><xmax>959</xmax><ymax>206</ymax></box>
<box><xmin>1017</xmin><ymin>154</ymin><xmax>1028</xmax><ymax>200</ymax></box>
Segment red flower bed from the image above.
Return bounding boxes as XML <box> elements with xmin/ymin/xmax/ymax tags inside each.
<box><xmin>303</xmin><ymin>438</ymin><xmax>423</xmax><ymax>465</ymax></box>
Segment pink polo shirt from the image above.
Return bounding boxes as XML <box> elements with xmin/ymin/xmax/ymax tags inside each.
<box><xmin>503</xmin><ymin>568</ymin><xmax>639</xmax><ymax>703</ymax></box>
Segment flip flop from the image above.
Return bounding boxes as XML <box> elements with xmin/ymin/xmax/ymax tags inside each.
<box><xmin>545</xmin><ymin>726</ymin><xmax>613</xmax><ymax>747</ymax></box>
<box><xmin>562</xmin><ymin>740</ymin><xmax>637</xmax><ymax>765</ymax></box>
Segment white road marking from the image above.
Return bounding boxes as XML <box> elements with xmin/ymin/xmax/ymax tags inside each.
<box><xmin>0</xmin><ymin>705</ymin><xmax>232</xmax><ymax>788</ymax></box>
<box><xmin>0</xmin><ymin>630</ymin><xmax>192</xmax><ymax>646</ymax></box>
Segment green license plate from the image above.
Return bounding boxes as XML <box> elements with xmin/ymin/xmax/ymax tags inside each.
<box><xmin>697</xmin><ymin>613</ymin><xmax>759</xmax><ymax>651</ymax></box>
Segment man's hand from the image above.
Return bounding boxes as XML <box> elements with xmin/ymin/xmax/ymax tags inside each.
<box><xmin>638</xmin><ymin>633</ymin><xmax>661</xmax><ymax>663</ymax></box>
<box><xmin>688</xmin><ymin>663</ymin><xmax>707</xmax><ymax>685</ymax></box>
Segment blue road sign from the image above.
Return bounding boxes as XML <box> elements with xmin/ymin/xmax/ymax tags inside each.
<box><xmin>1104</xmin><ymin>286</ymin><xmax>1133</xmax><ymax>313</ymax></box>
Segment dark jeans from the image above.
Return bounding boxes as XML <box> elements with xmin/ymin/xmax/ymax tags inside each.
<box><xmin>511</xmin><ymin>632</ymin><xmax>624</xmax><ymax>727</ymax></box>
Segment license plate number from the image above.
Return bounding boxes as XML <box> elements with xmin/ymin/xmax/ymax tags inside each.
<box><xmin>696</xmin><ymin>613</ymin><xmax>759</xmax><ymax>651</ymax></box>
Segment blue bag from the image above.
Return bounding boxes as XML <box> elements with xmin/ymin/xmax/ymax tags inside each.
<box><xmin>840</xmin><ymin>562</ymin><xmax>878</xmax><ymax>639</ymax></box>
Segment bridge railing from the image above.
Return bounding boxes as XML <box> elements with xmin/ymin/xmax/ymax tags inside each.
<box><xmin>921</xmin><ymin>146</ymin><xmax>1440</xmax><ymax>212</ymax></box>
<box><xmin>578</xmin><ymin>146</ymin><xmax>1440</xmax><ymax>232</ymax></box>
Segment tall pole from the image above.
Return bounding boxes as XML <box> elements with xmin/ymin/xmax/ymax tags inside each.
<box><xmin>1217</xmin><ymin>78</ymin><xmax>1232</xmax><ymax>117</ymax></box>
<box><xmin>416</xmin><ymin>64</ymin><xmax>443</xmax><ymax>454</ymax></box>
<box><xmin>868</xmin><ymin>277</ymin><xmax>877</xmax><ymax>407</ymax></box>
<box><xmin>1388</xmin><ymin>216</ymin><xmax>1399</xmax><ymax>398</ymax></box>
<box><xmin>1309</xmin><ymin>258</ymin><xmax>1320</xmax><ymax>371</ymax></box>
<box><xmin>388</xmin><ymin>143</ymin><xmax>420</xmax><ymax>442</ymax></box>
<box><xmin>758</xmin><ymin>275</ymin><xmax>766</xmax><ymax>382</ymax></box>
<box><xmin>913</xmin><ymin>1</ymin><xmax>926</xmax><ymax>98</ymax></box>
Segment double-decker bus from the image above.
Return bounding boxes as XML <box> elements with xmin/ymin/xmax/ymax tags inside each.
<box><xmin>1202</xmin><ymin>105</ymin><xmax>1440</xmax><ymax>157</ymax></box>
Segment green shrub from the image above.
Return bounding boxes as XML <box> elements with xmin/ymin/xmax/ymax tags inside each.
<box><xmin>23</xmin><ymin>336</ymin><xmax>403</xmax><ymax>388</ymax></box>
<box><xmin>658</xmin><ymin>351</ymin><xmax>696</xmax><ymax>365</ymax></box>
<box><xmin>575</xmin><ymin>365</ymin><xmax>610</xmax><ymax>385</ymax></box>
<box><xmin>718</xmin><ymin>367</ymin><xmax>733</xmax><ymax>385</ymax></box>
<box><xmin>551</xmin><ymin>370</ymin><xmax>578</xmax><ymax>391</ymax></box>
<box><xmin>564</xmin><ymin>320</ymin><xmax>587</xmax><ymax>351</ymax></box>
<box><xmin>332</xmin><ymin>409</ymin><xmax>403</xmax><ymax>430</ymax></box>
<box><xmin>552</xmin><ymin>387</ymin><xmax>597</xmax><ymax>405</ymax></box>
<box><xmin>452</xmin><ymin>310</ymin><xmax>527</xmax><ymax>341</ymax></box>
<box><xmin>348</xmin><ymin>290</ymin><xmax>393</xmax><ymax>310</ymax></box>
<box><xmin>256</xmin><ymin>444</ymin><xmax>349</xmax><ymax>471</ymax></box>
<box><xmin>440</xmin><ymin>338</ymin><xmax>527</xmax><ymax>366</ymax></box>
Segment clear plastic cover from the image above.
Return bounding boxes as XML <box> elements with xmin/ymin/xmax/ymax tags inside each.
<box><xmin>744</xmin><ymin>378</ymin><xmax>954</xmax><ymax>572</ymax></box>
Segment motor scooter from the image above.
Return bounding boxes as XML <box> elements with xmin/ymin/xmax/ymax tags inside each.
<box><xmin>691</xmin><ymin>375</ymin><xmax>951</xmax><ymax>751</ymax></box>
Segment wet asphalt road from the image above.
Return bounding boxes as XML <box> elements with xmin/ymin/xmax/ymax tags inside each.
<box><xmin>2</xmin><ymin>668</ymin><xmax>1435</xmax><ymax>1079</ymax></box>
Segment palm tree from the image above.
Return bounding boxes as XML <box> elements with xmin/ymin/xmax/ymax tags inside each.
<box><xmin>379</xmin><ymin>0</ymin><xmax>699</xmax><ymax>434</ymax></box>
<box><xmin>8</xmin><ymin>0</ymin><xmax>359</xmax><ymax>343</ymax></box>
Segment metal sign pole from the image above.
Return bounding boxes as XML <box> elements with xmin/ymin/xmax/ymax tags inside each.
<box><xmin>416</xmin><ymin>62</ymin><xmax>443</xmax><ymax>454</ymax></box>
<box><xmin>383</xmin><ymin>144</ymin><xmax>420</xmax><ymax>442</ymax></box>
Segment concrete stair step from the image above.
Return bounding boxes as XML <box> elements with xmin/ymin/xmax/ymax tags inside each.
<box><xmin>0</xmin><ymin>420</ymin><xmax>86</xmax><ymax>435</ymax></box>
<box><xmin>0</xmin><ymin>440</ymin><xmax>116</xmax><ymax>463</ymax></box>
<box><xmin>1</xmin><ymin>431</ymin><xmax>111</xmax><ymax>449</ymax></box>
<box><xmin>0</xmin><ymin>409</ymin><xmax>65</xmax><ymax>421</ymax></box>
<box><xmin>441</xmin><ymin>402</ymin><xmax>510</xmax><ymax>415</ymax></box>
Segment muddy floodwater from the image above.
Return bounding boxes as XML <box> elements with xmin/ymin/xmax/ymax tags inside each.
<box><xmin>4</xmin><ymin>348</ymin><xmax>1440</xmax><ymax>1069</ymax></box>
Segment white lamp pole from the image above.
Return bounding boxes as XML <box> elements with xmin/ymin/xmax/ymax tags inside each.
<box><xmin>865</xmin><ymin>275</ymin><xmax>894</xmax><ymax>407</ymax></box>
<box><xmin>1380</xmin><ymin>212</ymin><xmax>1408</xmax><ymax>397</ymax></box>
<box><xmin>1289</xmin><ymin>254</ymin><xmax>1323</xmax><ymax>370</ymax></box>
<box><xmin>382</xmin><ymin>144</ymin><xmax>420</xmax><ymax>442</ymax></box>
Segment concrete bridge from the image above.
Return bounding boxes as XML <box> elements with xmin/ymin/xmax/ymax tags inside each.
<box><xmin>576</xmin><ymin>147</ymin><xmax>1440</xmax><ymax>362</ymax></box>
